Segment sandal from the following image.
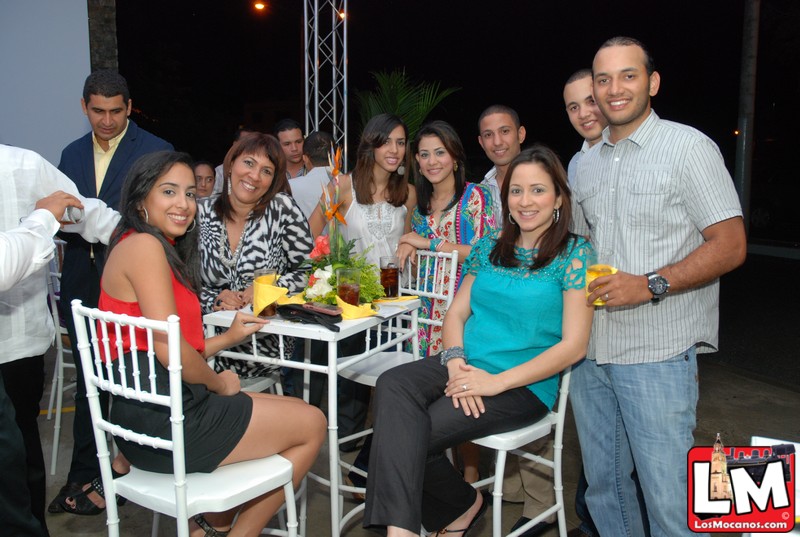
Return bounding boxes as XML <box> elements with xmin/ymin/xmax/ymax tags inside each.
<box><xmin>48</xmin><ymin>482</ymin><xmax>83</xmax><ymax>514</ymax></box>
<box><xmin>60</xmin><ymin>469</ymin><xmax>128</xmax><ymax>516</ymax></box>
<box><xmin>194</xmin><ymin>514</ymin><xmax>231</xmax><ymax>537</ymax></box>
<box><xmin>435</xmin><ymin>490</ymin><xmax>489</xmax><ymax>536</ymax></box>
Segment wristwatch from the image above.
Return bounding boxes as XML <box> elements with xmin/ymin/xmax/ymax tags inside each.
<box><xmin>645</xmin><ymin>272</ymin><xmax>670</xmax><ymax>303</ymax></box>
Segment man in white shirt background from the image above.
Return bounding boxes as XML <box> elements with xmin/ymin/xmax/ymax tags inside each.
<box><xmin>289</xmin><ymin>130</ymin><xmax>334</xmax><ymax>221</ymax></box>
<box><xmin>1</xmin><ymin>144</ymin><xmax>119</xmax><ymax>535</ymax></box>
<box><xmin>559</xmin><ymin>68</ymin><xmax>609</xmax><ymax>537</ymax></box>
<box><xmin>477</xmin><ymin>104</ymin><xmax>526</xmax><ymax>225</ymax></box>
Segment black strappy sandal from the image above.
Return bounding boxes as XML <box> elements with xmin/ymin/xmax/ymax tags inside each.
<box><xmin>193</xmin><ymin>514</ymin><xmax>231</xmax><ymax>537</ymax></box>
<box><xmin>60</xmin><ymin>469</ymin><xmax>128</xmax><ymax>516</ymax></box>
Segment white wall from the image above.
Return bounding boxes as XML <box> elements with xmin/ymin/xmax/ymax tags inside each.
<box><xmin>0</xmin><ymin>0</ymin><xmax>91</xmax><ymax>165</ymax></box>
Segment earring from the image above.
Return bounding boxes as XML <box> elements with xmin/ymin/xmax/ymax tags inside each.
<box><xmin>397</xmin><ymin>164</ymin><xmax>406</xmax><ymax>176</ymax></box>
<box><xmin>187</xmin><ymin>219</ymin><xmax>196</xmax><ymax>232</ymax></box>
<box><xmin>508</xmin><ymin>213</ymin><xmax>516</xmax><ymax>225</ymax></box>
<box><xmin>454</xmin><ymin>162</ymin><xmax>459</xmax><ymax>172</ymax></box>
<box><xmin>553</xmin><ymin>208</ymin><xmax>560</xmax><ymax>224</ymax></box>
<box><xmin>227</xmin><ymin>176</ymin><xmax>232</xmax><ymax>196</ymax></box>
<box><xmin>143</xmin><ymin>207</ymin><xmax>149</xmax><ymax>223</ymax></box>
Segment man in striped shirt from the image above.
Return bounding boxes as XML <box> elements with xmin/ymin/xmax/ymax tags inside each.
<box><xmin>570</xmin><ymin>36</ymin><xmax>746</xmax><ymax>537</ymax></box>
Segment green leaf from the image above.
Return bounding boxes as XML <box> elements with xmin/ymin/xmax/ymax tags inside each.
<box><xmin>355</xmin><ymin>69</ymin><xmax>460</xmax><ymax>141</ymax></box>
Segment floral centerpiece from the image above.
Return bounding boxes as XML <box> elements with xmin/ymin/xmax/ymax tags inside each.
<box><xmin>303</xmin><ymin>146</ymin><xmax>384</xmax><ymax>305</ymax></box>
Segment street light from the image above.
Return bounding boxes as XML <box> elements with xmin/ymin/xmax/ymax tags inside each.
<box><xmin>254</xmin><ymin>2</ymin><xmax>266</xmax><ymax>10</ymax></box>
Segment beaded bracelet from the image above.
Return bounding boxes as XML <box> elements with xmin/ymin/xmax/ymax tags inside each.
<box><xmin>429</xmin><ymin>238</ymin><xmax>442</xmax><ymax>252</ymax></box>
<box><xmin>439</xmin><ymin>345</ymin><xmax>467</xmax><ymax>366</ymax></box>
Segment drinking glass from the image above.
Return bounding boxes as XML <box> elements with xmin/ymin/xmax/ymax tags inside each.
<box><xmin>586</xmin><ymin>264</ymin><xmax>618</xmax><ymax>306</ymax></box>
<box><xmin>380</xmin><ymin>256</ymin><xmax>399</xmax><ymax>297</ymax></box>
<box><xmin>336</xmin><ymin>268</ymin><xmax>361</xmax><ymax>306</ymax></box>
<box><xmin>254</xmin><ymin>268</ymin><xmax>278</xmax><ymax>285</ymax></box>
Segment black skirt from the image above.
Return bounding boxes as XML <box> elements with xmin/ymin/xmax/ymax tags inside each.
<box><xmin>109</xmin><ymin>353</ymin><xmax>252</xmax><ymax>474</ymax></box>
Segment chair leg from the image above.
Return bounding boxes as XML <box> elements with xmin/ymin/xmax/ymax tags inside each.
<box><xmin>282</xmin><ymin>482</ymin><xmax>298</xmax><ymax>537</ymax></box>
<box><xmin>553</xmin><ymin>441</ymin><xmax>566</xmax><ymax>537</ymax></box>
<box><xmin>49</xmin><ymin>348</ymin><xmax>65</xmax><ymax>475</ymax></box>
<box><xmin>151</xmin><ymin>511</ymin><xmax>161</xmax><ymax>537</ymax></box>
<box><xmin>46</xmin><ymin>348</ymin><xmax>59</xmax><ymax>420</ymax></box>
<box><xmin>492</xmin><ymin>449</ymin><xmax>508</xmax><ymax>537</ymax></box>
<box><xmin>298</xmin><ymin>476</ymin><xmax>308</xmax><ymax>537</ymax></box>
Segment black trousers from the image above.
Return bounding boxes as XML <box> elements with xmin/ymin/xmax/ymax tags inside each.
<box><xmin>59</xmin><ymin>261</ymin><xmax>107</xmax><ymax>485</ymax></box>
<box><xmin>0</xmin><ymin>360</ymin><xmax>48</xmax><ymax>536</ymax></box>
<box><xmin>363</xmin><ymin>356</ymin><xmax>547</xmax><ymax>533</ymax></box>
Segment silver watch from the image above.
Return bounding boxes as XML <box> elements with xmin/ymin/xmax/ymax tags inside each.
<box><xmin>645</xmin><ymin>272</ymin><xmax>670</xmax><ymax>303</ymax></box>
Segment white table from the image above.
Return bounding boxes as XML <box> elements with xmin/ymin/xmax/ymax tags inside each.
<box><xmin>203</xmin><ymin>300</ymin><xmax>420</xmax><ymax>537</ymax></box>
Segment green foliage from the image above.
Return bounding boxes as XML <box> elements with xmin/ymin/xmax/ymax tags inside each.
<box><xmin>356</xmin><ymin>70</ymin><xmax>460</xmax><ymax>142</ymax></box>
<box><xmin>306</xmin><ymin>250</ymin><xmax>385</xmax><ymax>306</ymax></box>
<box><xmin>302</xmin><ymin>236</ymin><xmax>385</xmax><ymax>305</ymax></box>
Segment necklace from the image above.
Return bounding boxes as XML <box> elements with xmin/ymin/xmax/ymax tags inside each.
<box><xmin>219</xmin><ymin>218</ymin><xmax>249</xmax><ymax>270</ymax></box>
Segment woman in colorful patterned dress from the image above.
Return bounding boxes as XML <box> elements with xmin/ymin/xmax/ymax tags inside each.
<box><xmin>397</xmin><ymin>120</ymin><xmax>496</xmax><ymax>359</ymax></box>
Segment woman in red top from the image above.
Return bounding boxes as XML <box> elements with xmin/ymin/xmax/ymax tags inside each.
<box><xmin>82</xmin><ymin>151</ymin><xmax>326</xmax><ymax>537</ymax></box>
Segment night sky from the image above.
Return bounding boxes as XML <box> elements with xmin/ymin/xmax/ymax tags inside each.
<box><xmin>117</xmin><ymin>0</ymin><xmax>800</xmax><ymax>242</ymax></box>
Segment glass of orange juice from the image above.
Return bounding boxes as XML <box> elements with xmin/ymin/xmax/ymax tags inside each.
<box><xmin>586</xmin><ymin>264</ymin><xmax>618</xmax><ymax>306</ymax></box>
<box><xmin>254</xmin><ymin>268</ymin><xmax>278</xmax><ymax>285</ymax></box>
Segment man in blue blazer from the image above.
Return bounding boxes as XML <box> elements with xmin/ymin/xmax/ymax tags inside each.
<box><xmin>50</xmin><ymin>70</ymin><xmax>173</xmax><ymax>515</ymax></box>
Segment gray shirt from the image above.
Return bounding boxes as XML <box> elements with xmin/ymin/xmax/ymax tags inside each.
<box><xmin>570</xmin><ymin>111</ymin><xmax>743</xmax><ymax>364</ymax></box>
<box><xmin>567</xmin><ymin>140</ymin><xmax>590</xmax><ymax>184</ymax></box>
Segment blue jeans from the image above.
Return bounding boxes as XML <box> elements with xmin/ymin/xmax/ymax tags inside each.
<box><xmin>571</xmin><ymin>349</ymin><xmax>706</xmax><ymax>537</ymax></box>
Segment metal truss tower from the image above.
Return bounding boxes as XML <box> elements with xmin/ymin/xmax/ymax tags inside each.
<box><xmin>304</xmin><ymin>0</ymin><xmax>349</xmax><ymax>168</ymax></box>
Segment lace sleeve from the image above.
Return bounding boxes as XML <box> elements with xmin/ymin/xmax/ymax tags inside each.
<box><xmin>562</xmin><ymin>236</ymin><xmax>594</xmax><ymax>291</ymax></box>
<box><xmin>463</xmin><ymin>234</ymin><xmax>495</xmax><ymax>276</ymax></box>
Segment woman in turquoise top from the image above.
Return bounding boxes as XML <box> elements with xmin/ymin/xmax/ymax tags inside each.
<box><xmin>363</xmin><ymin>145</ymin><xmax>594</xmax><ymax>537</ymax></box>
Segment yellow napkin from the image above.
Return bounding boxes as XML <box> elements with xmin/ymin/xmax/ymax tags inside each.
<box><xmin>277</xmin><ymin>294</ymin><xmax>306</xmax><ymax>306</ymax></box>
<box><xmin>253</xmin><ymin>283</ymin><xmax>288</xmax><ymax>316</ymax></box>
<box><xmin>336</xmin><ymin>296</ymin><xmax>377</xmax><ymax>320</ymax></box>
<box><xmin>373</xmin><ymin>295</ymin><xmax>419</xmax><ymax>303</ymax></box>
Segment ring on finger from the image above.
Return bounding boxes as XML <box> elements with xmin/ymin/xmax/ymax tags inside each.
<box><xmin>462</xmin><ymin>384</ymin><xmax>467</xmax><ymax>392</ymax></box>
<box><xmin>604</xmin><ymin>293</ymin><xmax>609</xmax><ymax>301</ymax></box>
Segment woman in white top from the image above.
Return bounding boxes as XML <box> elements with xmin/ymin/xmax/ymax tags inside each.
<box><xmin>310</xmin><ymin>113</ymin><xmax>416</xmax><ymax>261</ymax></box>
<box><xmin>308</xmin><ymin>113</ymin><xmax>416</xmax><ymax>452</ymax></box>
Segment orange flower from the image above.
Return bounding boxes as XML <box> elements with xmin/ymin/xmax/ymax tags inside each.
<box><xmin>329</xmin><ymin>145</ymin><xmax>343</xmax><ymax>178</ymax></box>
<box><xmin>325</xmin><ymin>201</ymin><xmax>347</xmax><ymax>225</ymax></box>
